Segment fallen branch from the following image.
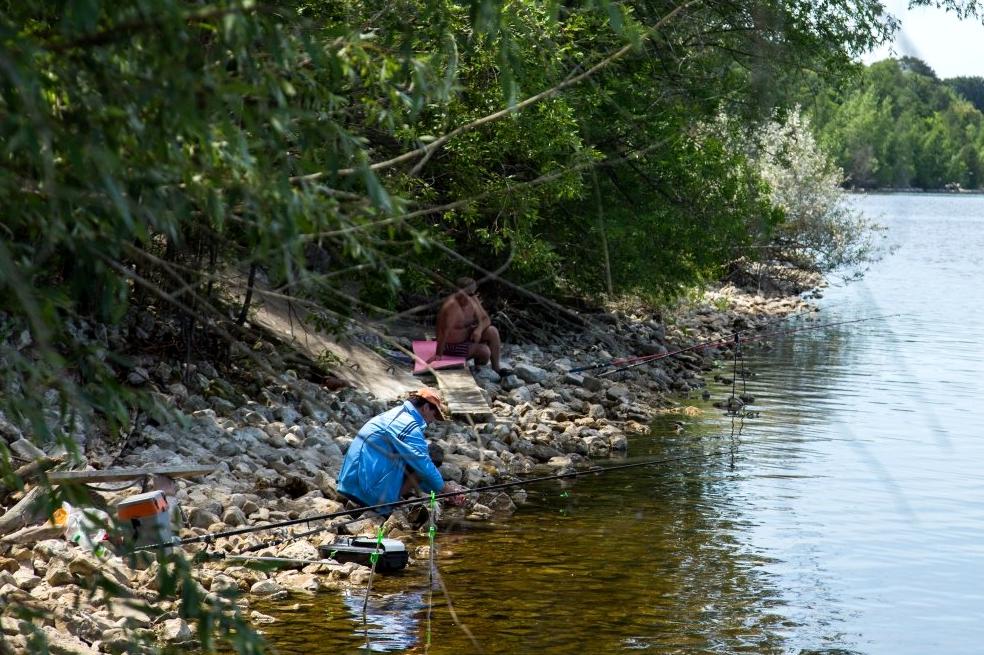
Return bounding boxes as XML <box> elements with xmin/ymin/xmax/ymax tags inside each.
<box><xmin>0</xmin><ymin>487</ymin><xmax>49</xmax><ymax>537</ymax></box>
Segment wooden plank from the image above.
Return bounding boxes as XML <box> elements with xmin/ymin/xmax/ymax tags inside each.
<box><xmin>48</xmin><ymin>465</ymin><xmax>215</xmax><ymax>484</ymax></box>
<box><xmin>433</xmin><ymin>368</ymin><xmax>493</xmax><ymax>421</ymax></box>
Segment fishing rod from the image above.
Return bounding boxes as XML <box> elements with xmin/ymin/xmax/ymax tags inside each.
<box><xmin>597</xmin><ymin>313</ymin><xmax>902</xmax><ymax>377</ymax></box>
<box><xmin>133</xmin><ymin>450</ymin><xmax>735</xmax><ymax>553</ymax></box>
<box><xmin>568</xmin><ymin>305</ymin><xmax>826</xmax><ymax>375</ymax></box>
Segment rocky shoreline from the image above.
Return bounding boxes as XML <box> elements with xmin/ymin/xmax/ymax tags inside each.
<box><xmin>0</xmin><ymin>282</ymin><xmax>818</xmax><ymax>654</ymax></box>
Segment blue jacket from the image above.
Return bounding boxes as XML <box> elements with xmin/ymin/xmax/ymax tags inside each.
<box><xmin>337</xmin><ymin>401</ymin><xmax>444</xmax><ymax>514</ymax></box>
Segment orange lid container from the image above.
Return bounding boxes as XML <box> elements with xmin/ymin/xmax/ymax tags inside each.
<box><xmin>116</xmin><ymin>490</ymin><xmax>168</xmax><ymax>520</ymax></box>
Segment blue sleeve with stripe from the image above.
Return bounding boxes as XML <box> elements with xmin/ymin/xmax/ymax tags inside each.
<box><xmin>389</xmin><ymin>422</ymin><xmax>445</xmax><ymax>492</ymax></box>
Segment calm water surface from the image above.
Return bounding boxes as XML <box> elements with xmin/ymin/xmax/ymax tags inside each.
<box><xmin>258</xmin><ymin>193</ymin><xmax>984</xmax><ymax>654</ymax></box>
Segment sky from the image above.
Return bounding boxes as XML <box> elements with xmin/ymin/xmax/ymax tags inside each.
<box><xmin>861</xmin><ymin>1</ymin><xmax>984</xmax><ymax>79</ymax></box>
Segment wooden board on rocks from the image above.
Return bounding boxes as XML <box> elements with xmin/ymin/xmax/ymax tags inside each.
<box><xmin>432</xmin><ymin>368</ymin><xmax>493</xmax><ymax>422</ymax></box>
<box><xmin>48</xmin><ymin>465</ymin><xmax>215</xmax><ymax>484</ymax></box>
<box><xmin>232</xmin><ymin>277</ymin><xmax>419</xmax><ymax>402</ymax></box>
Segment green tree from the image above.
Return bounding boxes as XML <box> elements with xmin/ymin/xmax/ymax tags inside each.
<box><xmin>753</xmin><ymin>108</ymin><xmax>881</xmax><ymax>274</ymax></box>
<box><xmin>809</xmin><ymin>57</ymin><xmax>984</xmax><ymax>189</ymax></box>
<box><xmin>945</xmin><ymin>75</ymin><xmax>984</xmax><ymax>112</ymax></box>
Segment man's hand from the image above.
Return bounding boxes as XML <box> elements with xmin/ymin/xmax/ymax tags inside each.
<box><xmin>470</xmin><ymin>328</ymin><xmax>482</xmax><ymax>343</ymax></box>
<box><xmin>426</xmin><ymin>354</ymin><xmax>441</xmax><ymax>364</ymax></box>
<box><xmin>442</xmin><ymin>481</ymin><xmax>468</xmax><ymax>507</ymax></box>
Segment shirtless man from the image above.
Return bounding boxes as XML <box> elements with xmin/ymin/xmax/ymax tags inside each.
<box><xmin>427</xmin><ymin>277</ymin><xmax>508</xmax><ymax>374</ymax></box>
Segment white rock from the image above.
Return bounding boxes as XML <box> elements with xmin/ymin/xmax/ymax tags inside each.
<box><xmin>250</xmin><ymin>610</ymin><xmax>277</xmax><ymax>624</ymax></box>
<box><xmin>159</xmin><ymin>617</ymin><xmax>193</xmax><ymax>643</ymax></box>
<box><xmin>249</xmin><ymin>579</ymin><xmax>285</xmax><ymax>596</ymax></box>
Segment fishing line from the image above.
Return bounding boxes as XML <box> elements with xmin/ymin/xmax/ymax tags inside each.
<box><xmin>133</xmin><ymin>450</ymin><xmax>744</xmax><ymax>552</ymax></box>
<box><xmin>725</xmin><ymin>330</ymin><xmax>752</xmax><ymax>469</ymax></box>
<box><xmin>362</xmin><ymin>527</ymin><xmax>385</xmax><ymax>617</ymax></box>
<box><xmin>425</xmin><ymin>491</ymin><xmax>436</xmax><ymax>653</ymax></box>
<box><xmin>597</xmin><ymin>313</ymin><xmax>902</xmax><ymax>377</ymax></box>
<box><xmin>567</xmin><ymin>304</ymin><xmax>826</xmax><ymax>375</ymax></box>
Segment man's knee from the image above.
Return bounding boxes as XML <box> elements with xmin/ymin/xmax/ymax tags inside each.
<box><xmin>472</xmin><ymin>344</ymin><xmax>491</xmax><ymax>363</ymax></box>
<box><xmin>482</xmin><ymin>325</ymin><xmax>500</xmax><ymax>343</ymax></box>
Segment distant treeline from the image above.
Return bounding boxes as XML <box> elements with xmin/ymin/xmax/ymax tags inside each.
<box><xmin>807</xmin><ymin>57</ymin><xmax>984</xmax><ymax>190</ymax></box>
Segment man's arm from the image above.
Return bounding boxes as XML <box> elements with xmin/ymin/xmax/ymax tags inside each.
<box><xmin>390</xmin><ymin>427</ymin><xmax>445</xmax><ymax>493</ymax></box>
<box><xmin>427</xmin><ymin>300</ymin><xmax>451</xmax><ymax>363</ymax></box>
<box><xmin>469</xmin><ymin>296</ymin><xmax>491</xmax><ymax>342</ymax></box>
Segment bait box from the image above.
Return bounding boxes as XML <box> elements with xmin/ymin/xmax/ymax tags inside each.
<box><xmin>319</xmin><ymin>537</ymin><xmax>408</xmax><ymax>572</ymax></box>
<box><xmin>116</xmin><ymin>490</ymin><xmax>173</xmax><ymax>547</ymax></box>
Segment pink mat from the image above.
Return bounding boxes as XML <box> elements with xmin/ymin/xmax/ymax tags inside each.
<box><xmin>412</xmin><ymin>340</ymin><xmax>467</xmax><ymax>375</ymax></box>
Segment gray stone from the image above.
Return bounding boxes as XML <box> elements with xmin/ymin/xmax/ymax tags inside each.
<box><xmin>514</xmin><ymin>363</ymin><xmax>547</xmax><ymax>384</ymax></box>
<box><xmin>9</xmin><ymin>438</ymin><xmax>45</xmax><ymax>460</ymax></box>
<box><xmin>275</xmin><ymin>571</ymin><xmax>320</xmax><ymax>594</ymax></box>
<box><xmin>39</xmin><ymin>626</ymin><xmax>100</xmax><ymax>655</ymax></box>
<box><xmin>608</xmin><ymin>434</ymin><xmax>628</xmax><ymax>451</ymax></box>
<box><xmin>563</xmin><ymin>372</ymin><xmax>585</xmax><ymax>386</ymax></box>
<box><xmin>250</xmin><ymin>579</ymin><xmax>285</xmax><ymax>596</ymax></box>
<box><xmin>276</xmin><ymin>405</ymin><xmax>302</xmax><ymax>425</ymax></box>
<box><xmin>474</xmin><ymin>367</ymin><xmax>501</xmax><ymax>384</ymax></box>
<box><xmin>482</xmin><ymin>493</ymin><xmax>516</xmax><ymax>514</ymax></box>
<box><xmin>530</xmin><ymin>443</ymin><xmax>563</xmax><ymax>462</ymax></box>
<box><xmin>509</xmin><ymin>386</ymin><xmax>534</xmax><ymax>404</ymax></box>
<box><xmin>167</xmin><ymin>383</ymin><xmax>189</xmax><ymax>401</ymax></box>
<box><xmin>45</xmin><ymin>561</ymin><xmax>74</xmax><ymax>586</ymax></box>
<box><xmin>158</xmin><ymin>617</ymin><xmax>193</xmax><ymax>643</ymax></box>
<box><xmin>583</xmin><ymin>435</ymin><xmax>610</xmax><ymax>456</ymax></box>
<box><xmin>439</xmin><ymin>460</ymin><xmax>463</xmax><ymax>483</ymax></box>
<box><xmin>188</xmin><ymin>508</ymin><xmax>221</xmax><ymax>530</ymax></box>
<box><xmin>277</xmin><ymin>541</ymin><xmax>319</xmax><ymax>561</ymax></box>
<box><xmin>250</xmin><ymin>610</ymin><xmax>277</xmax><ymax>624</ymax></box>
<box><xmin>500</xmin><ymin>374</ymin><xmax>524</xmax><ymax>391</ymax></box>
<box><xmin>127</xmin><ymin>367</ymin><xmax>151</xmax><ymax>385</ymax></box>
<box><xmin>12</xmin><ymin>567</ymin><xmax>41</xmax><ymax>590</ymax></box>
<box><xmin>210</xmin><ymin>397</ymin><xmax>237</xmax><ymax>415</ymax></box>
<box><xmin>546</xmin><ymin>455</ymin><xmax>575</xmax><ymax>472</ymax></box>
<box><xmin>152</xmin><ymin>363</ymin><xmax>173</xmax><ymax>383</ymax></box>
<box><xmin>209</xmin><ymin>574</ymin><xmax>238</xmax><ymax>594</ymax></box>
<box><xmin>0</xmin><ymin>414</ymin><xmax>24</xmax><ymax>443</ymax></box>
<box><xmin>553</xmin><ymin>358</ymin><xmax>574</xmax><ymax>372</ymax></box>
<box><xmin>581</xmin><ymin>375</ymin><xmax>604</xmax><ymax>392</ymax></box>
<box><xmin>222</xmin><ymin>506</ymin><xmax>248</xmax><ymax>527</ymax></box>
<box><xmin>606</xmin><ymin>383</ymin><xmax>631</xmax><ymax>402</ymax></box>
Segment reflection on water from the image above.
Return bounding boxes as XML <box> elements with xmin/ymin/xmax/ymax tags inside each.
<box><xmin>339</xmin><ymin>589</ymin><xmax>424</xmax><ymax>652</ymax></box>
<box><xmin>258</xmin><ymin>194</ymin><xmax>984</xmax><ymax>654</ymax></box>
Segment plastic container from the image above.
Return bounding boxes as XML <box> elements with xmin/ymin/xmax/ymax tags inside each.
<box><xmin>116</xmin><ymin>490</ymin><xmax>174</xmax><ymax>548</ymax></box>
<box><xmin>58</xmin><ymin>503</ymin><xmax>110</xmax><ymax>558</ymax></box>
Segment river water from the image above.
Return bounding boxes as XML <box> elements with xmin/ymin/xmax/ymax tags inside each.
<box><xmin>256</xmin><ymin>193</ymin><xmax>984</xmax><ymax>654</ymax></box>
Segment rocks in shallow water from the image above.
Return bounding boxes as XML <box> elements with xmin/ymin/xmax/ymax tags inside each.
<box><xmin>250</xmin><ymin>579</ymin><xmax>287</xmax><ymax>598</ymax></box>
<box><xmin>251</xmin><ymin>610</ymin><xmax>277</xmax><ymax>624</ymax></box>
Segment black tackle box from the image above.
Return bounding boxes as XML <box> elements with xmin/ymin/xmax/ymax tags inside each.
<box><xmin>319</xmin><ymin>536</ymin><xmax>409</xmax><ymax>572</ymax></box>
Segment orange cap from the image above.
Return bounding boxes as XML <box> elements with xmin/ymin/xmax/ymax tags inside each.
<box><xmin>414</xmin><ymin>387</ymin><xmax>446</xmax><ymax>420</ymax></box>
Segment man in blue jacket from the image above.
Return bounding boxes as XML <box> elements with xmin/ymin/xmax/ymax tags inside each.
<box><xmin>337</xmin><ymin>388</ymin><xmax>463</xmax><ymax>514</ymax></box>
